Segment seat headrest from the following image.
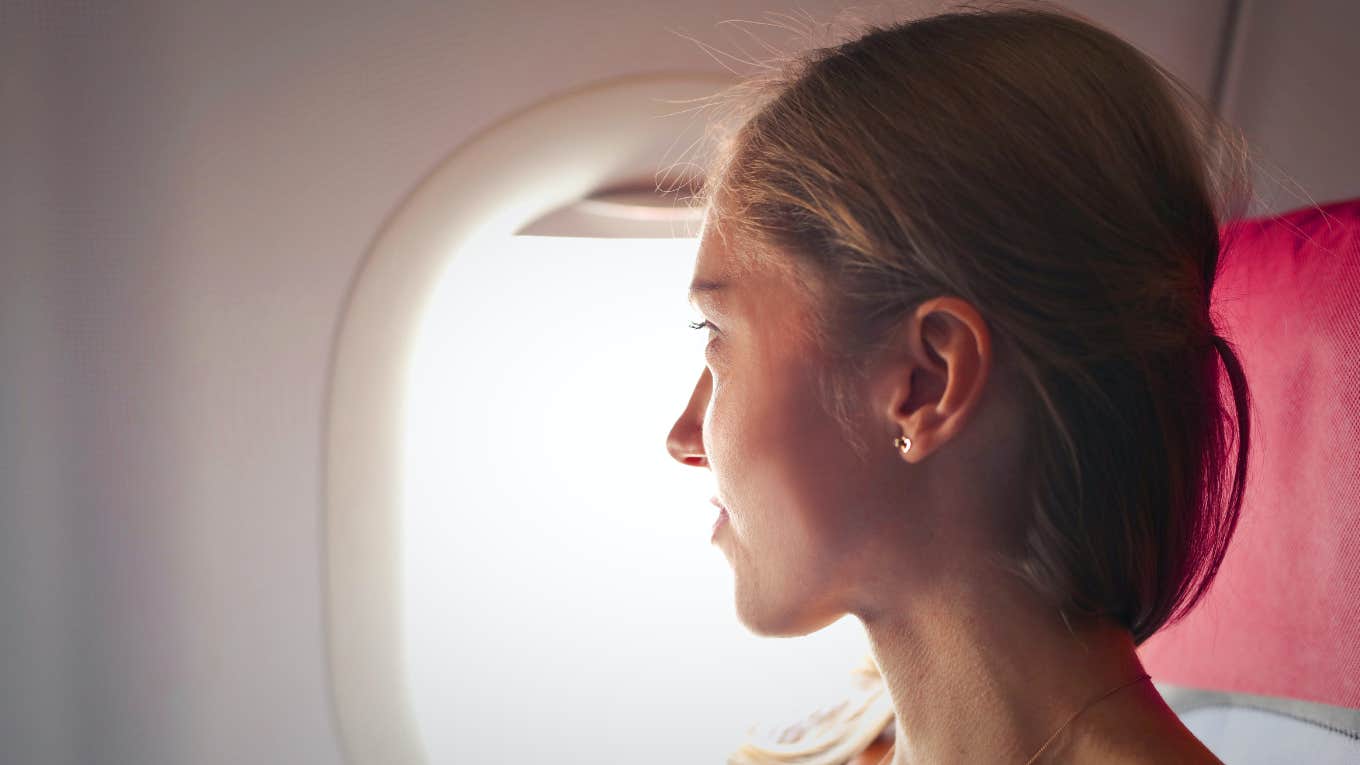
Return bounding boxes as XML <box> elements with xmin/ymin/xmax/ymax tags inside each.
<box><xmin>1139</xmin><ymin>196</ymin><xmax>1360</xmax><ymax>710</ymax></box>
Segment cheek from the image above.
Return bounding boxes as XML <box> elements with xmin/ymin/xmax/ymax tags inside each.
<box><xmin>748</xmin><ymin>384</ymin><xmax>852</xmax><ymax>535</ymax></box>
<box><xmin>708</xmin><ymin>346</ymin><xmax>863</xmax><ymax>540</ymax></box>
<box><xmin>702</xmin><ymin>362</ymin><xmax>756</xmax><ymax>457</ymax></box>
<box><xmin>781</xmin><ymin>384</ymin><xmax>881</xmax><ymax>544</ymax></box>
<box><xmin>706</xmin><ymin>415</ymin><xmax>761</xmax><ymax>510</ymax></box>
<box><xmin>703</xmin><ymin>373</ymin><xmax>783</xmax><ymax>516</ymax></box>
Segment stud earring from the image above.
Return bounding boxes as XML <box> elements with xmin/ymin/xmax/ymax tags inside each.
<box><xmin>893</xmin><ymin>434</ymin><xmax>912</xmax><ymax>455</ymax></box>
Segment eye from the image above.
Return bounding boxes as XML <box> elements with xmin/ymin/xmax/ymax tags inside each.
<box><xmin>688</xmin><ymin>319</ymin><xmax>719</xmax><ymax>354</ymax></box>
<box><xmin>688</xmin><ymin>319</ymin><xmax>718</xmax><ymax>339</ymax></box>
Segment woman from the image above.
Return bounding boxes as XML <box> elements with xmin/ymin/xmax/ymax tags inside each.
<box><xmin>666</xmin><ymin>3</ymin><xmax>1252</xmax><ymax>763</ymax></box>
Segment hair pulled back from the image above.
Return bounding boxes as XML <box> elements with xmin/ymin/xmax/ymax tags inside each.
<box><xmin>695</xmin><ymin>1</ymin><xmax>1254</xmax><ymax>644</ymax></box>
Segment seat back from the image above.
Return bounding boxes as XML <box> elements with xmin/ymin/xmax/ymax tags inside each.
<box><xmin>1139</xmin><ymin>196</ymin><xmax>1360</xmax><ymax>761</ymax></box>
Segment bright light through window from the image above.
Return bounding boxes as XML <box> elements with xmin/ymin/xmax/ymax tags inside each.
<box><xmin>404</xmin><ymin>234</ymin><xmax>875</xmax><ymax>764</ymax></box>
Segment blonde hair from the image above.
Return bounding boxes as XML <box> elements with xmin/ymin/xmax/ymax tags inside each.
<box><xmin>727</xmin><ymin>652</ymin><xmax>894</xmax><ymax>765</ymax></box>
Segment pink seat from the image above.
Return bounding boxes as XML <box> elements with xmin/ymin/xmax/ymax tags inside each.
<box><xmin>1139</xmin><ymin>196</ymin><xmax>1360</xmax><ymax>710</ymax></box>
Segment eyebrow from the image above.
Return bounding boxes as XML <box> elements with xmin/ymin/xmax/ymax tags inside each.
<box><xmin>687</xmin><ymin>278</ymin><xmax>728</xmax><ymax>305</ymax></box>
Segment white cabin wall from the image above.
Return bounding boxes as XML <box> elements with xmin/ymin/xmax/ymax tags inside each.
<box><xmin>8</xmin><ymin>1</ymin><xmax>1353</xmax><ymax>764</ymax></box>
<box><xmin>2</xmin><ymin>11</ymin><xmax>82</xmax><ymax>763</ymax></box>
<box><xmin>1218</xmin><ymin>0</ymin><xmax>1360</xmax><ymax>213</ymax></box>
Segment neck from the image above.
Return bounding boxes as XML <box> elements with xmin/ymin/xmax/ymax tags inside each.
<box><xmin>858</xmin><ymin>567</ymin><xmax>1149</xmax><ymax>765</ymax></box>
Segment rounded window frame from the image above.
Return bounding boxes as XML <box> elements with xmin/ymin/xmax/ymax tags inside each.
<box><xmin>322</xmin><ymin>72</ymin><xmax>729</xmax><ymax>763</ymax></box>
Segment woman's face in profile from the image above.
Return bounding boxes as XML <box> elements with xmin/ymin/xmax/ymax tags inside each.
<box><xmin>668</xmin><ymin>219</ymin><xmax>923</xmax><ymax>637</ymax></box>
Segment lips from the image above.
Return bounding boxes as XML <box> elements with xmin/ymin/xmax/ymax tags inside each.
<box><xmin>710</xmin><ymin>496</ymin><xmax>729</xmax><ymax>539</ymax></box>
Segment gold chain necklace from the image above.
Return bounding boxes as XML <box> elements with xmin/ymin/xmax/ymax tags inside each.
<box><xmin>874</xmin><ymin>673</ymin><xmax>1151</xmax><ymax>765</ymax></box>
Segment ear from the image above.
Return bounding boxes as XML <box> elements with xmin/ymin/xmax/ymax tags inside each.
<box><xmin>879</xmin><ymin>297</ymin><xmax>992</xmax><ymax>462</ymax></box>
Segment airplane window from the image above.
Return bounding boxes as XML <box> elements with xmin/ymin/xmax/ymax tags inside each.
<box><xmin>402</xmin><ymin>233</ymin><xmax>876</xmax><ymax>763</ymax></box>
<box><xmin>320</xmin><ymin>73</ymin><xmax>888</xmax><ymax>764</ymax></box>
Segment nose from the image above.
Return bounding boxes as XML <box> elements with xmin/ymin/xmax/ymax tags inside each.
<box><xmin>666</xmin><ymin>366</ymin><xmax>712</xmax><ymax>468</ymax></box>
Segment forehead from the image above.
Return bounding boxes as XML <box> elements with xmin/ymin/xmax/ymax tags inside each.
<box><xmin>692</xmin><ymin>214</ymin><xmax>821</xmax><ymax>305</ymax></box>
<box><xmin>689</xmin><ymin>227</ymin><xmax>745</xmax><ymax>312</ymax></box>
<box><xmin>691</xmin><ymin>215</ymin><xmax>762</xmax><ymax>285</ymax></box>
<box><xmin>692</xmin><ymin>217</ymin><xmax>728</xmax><ymax>273</ymax></box>
<box><xmin>690</xmin><ymin>220</ymin><xmax>822</xmax><ymax>343</ymax></box>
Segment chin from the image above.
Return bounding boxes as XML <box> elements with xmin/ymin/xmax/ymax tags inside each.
<box><xmin>734</xmin><ymin>582</ymin><xmax>845</xmax><ymax>638</ymax></box>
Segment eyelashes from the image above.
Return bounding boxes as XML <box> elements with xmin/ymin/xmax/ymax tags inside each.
<box><xmin>689</xmin><ymin>319</ymin><xmax>718</xmax><ymax>340</ymax></box>
<box><xmin>689</xmin><ymin>319</ymin><xmax>719</xmax><ymax>357</ymax></box>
